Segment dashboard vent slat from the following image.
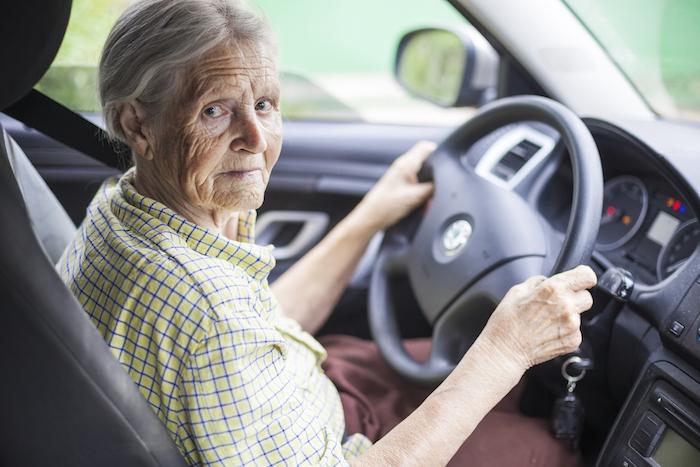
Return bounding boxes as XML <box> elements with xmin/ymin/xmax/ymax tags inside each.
<box><xmin>491</xmin><ymin>138</ymin><xmax>542</xmax><ymax>181</ymax></box>
<box><xmin>474</xmin><ymin>126</ymin><xmax>556</xmax><ymax>190</ymax></box>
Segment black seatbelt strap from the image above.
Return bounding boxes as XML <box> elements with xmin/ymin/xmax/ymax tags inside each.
<box><xmin>4</xmin><ymin>89</ymin><xmax>129</xmax><ymax>170</ymax></box>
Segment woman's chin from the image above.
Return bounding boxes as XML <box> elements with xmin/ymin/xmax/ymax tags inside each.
<box><xmin>213</xmin><ymin>188</ymin><xmax>265</xmax><ymax>212</ymax></box>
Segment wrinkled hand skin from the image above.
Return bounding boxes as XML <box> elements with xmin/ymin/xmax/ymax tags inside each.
<box><xmin>353</xmin><ymin>141</ymin><xmax>436</xmax><ymax>233</ymax></box>
<box><xmin>480</xmin><ymin>265</ymin><xmax>598</xmax><ymax>374</ymax></box>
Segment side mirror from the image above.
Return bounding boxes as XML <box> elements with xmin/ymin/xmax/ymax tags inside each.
<box><xmin>395</xmin><ymin>26</ymin><xmax>498</xmax><ymax>107</ymax></box>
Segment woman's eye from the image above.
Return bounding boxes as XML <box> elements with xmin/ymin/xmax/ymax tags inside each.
<box><xmin>202</xmin><ymin>105</ymin><xmax>225</xmax><ymax>119</ymax></box>
<box><xmin>255</xmin><ymin>98</ymin><xmax>273</xmax><ymax>112</ymax></box>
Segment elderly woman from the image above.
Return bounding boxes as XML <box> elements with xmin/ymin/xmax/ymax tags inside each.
<box><xmin>58</xmin><ymin>0</ymin><xmax>596</xmax><ymax>465</ymax></box>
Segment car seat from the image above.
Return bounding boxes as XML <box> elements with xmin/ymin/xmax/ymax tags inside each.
<box><xmin>0</xmin><ymin>1</ymin><xmax>187</xmax><ymax>465</ymax></box>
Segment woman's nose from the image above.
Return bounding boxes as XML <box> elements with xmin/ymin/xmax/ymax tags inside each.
<box><xmin>230</xmin><ymin>112</ymin><xmax>267</xmax><ymax>154</ymax></box>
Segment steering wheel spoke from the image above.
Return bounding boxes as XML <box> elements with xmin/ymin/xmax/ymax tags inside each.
<box><xmin>406</xmin><ymin>152</ymin><xmax>547</xmax><ymax>323</ymax></box>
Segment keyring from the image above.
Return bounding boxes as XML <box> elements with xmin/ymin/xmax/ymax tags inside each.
<box><xmin>561</xmin><ymin>355</ymin><xmax>586</xmax><ymax>383</ymax></box>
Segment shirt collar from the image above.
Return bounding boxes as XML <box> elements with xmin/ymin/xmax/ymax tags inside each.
<box><xmin>117</xmin><ymin>168</ymin><xmax>275</xmax><ymax>280</ymax></box>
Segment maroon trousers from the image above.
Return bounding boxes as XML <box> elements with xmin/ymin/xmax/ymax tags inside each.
<box><xmin>319</xmin><ymin>335</ymin><xmax>582</xmax><ymax>467</ymax></box>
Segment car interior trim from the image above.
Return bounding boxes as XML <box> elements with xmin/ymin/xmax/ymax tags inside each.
<box><xmin>474</xmin><ymin>124</ymin><xmax>556</xmax><ymax>189</ymax></box>
<box><xmin>256</xmin><ymin>210</ymin><xmax>330</xmax><ymax>260</ymax></box>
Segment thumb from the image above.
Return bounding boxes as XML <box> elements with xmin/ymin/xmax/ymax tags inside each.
<box><xmin>407</xmin><ymin>181</ymin><xmax>434</xmax><ymax>205</ymax></box>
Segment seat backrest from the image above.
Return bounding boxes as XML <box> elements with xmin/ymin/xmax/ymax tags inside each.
<box><xmin>0</xmin><ymin>124</ymin><xmax>187</xmax><ymax>467</ymax></box>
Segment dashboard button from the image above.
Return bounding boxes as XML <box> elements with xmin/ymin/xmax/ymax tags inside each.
<box><xmin>669</xmin><ymin>320</ymin><xmax>685</xmax><ymax>337</ymax></box>
<box><xmin>629</xmin><ymin>412</ymin><xmax>665</xmax><ymax>457</ymax></box>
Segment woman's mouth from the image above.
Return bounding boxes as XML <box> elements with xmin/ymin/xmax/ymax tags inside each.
<box><xmin>220</xmin><ymin>169</ymin><xmax>263</xmax><ymax>180</ymax></box>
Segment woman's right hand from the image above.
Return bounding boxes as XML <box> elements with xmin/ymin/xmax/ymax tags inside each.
<box><xmin>357</xmin><ymin>265</ymin><xmax>597</xmax><ymax>467</ymax></box>
<box><xmin>478</xmin><ymin>265</ymin><xmax>598</xmax><ymax>374</ymax></box>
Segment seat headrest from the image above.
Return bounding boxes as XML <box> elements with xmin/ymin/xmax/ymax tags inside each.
<box><xmin>0</xmin><ymin>0</ymin><xmax>72</xmax><ymax>110</ymax></box>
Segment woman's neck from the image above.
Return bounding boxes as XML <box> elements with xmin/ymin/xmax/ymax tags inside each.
<box><xmin>132</xmin><ymin>167</ymin><xmax>239</xmax><ymax>240</ymax></box>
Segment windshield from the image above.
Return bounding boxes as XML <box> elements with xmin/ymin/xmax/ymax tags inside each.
<box><xmin>564</xmin><ymin>0</ymin><xmax>700</xmax><ymax>123</ymax></box>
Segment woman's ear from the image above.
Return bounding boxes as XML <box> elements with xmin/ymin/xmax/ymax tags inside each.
<box><xmin>119</xmin><ymin>102</ymin><xmax>155</xmax><ymax>161</ymax></box>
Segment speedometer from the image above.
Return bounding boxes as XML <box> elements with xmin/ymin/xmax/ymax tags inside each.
<box><xmin>597</xmin><ymin>176</ymin><xmax>649</xmax><ymax>251</ymax></box>
<box><xmin>657</xmin><ymin>219</ymin><xmax>699</xmax><ymax>280</ymax></box>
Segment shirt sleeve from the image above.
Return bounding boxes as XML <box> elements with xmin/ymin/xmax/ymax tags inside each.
<box><xmin>178</xmin><ymin>305</ymin><xmax>350</xmax><ymax>466</ymax></box>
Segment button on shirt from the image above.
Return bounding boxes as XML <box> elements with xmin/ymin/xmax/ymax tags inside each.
<box><xmin>57</xmin><ymin>169</ymin><xmax>371</xmax><ymax>465</ymax></box>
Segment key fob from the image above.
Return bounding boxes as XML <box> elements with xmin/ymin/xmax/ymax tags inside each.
<box><xmin>551</xmin><ymin>392</ymin><xmax>585</xmax><ymax>449</ymax></box>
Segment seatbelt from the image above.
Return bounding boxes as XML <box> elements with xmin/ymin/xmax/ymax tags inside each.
<box><xmin>3</xmin><ymin>89</ymin><xmax>130</xmax><ymax>170</ymax></box>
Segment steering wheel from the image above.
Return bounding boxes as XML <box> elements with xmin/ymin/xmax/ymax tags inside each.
<box><xmin>368</xmin><ymin>95</ymin><xmax>604</xmax><ymax>386</ymax></box>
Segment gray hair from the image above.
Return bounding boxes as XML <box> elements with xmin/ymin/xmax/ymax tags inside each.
<box><xmin>99</xmin><ymin>0</ymin><xmax>275</xmax><ymax>143</ymax></box>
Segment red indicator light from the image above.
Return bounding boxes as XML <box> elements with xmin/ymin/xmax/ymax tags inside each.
<box><xmin>673</xmin><ymin>200</ymin><xmax>681</xmax><ymax>212</ymax></box>
<box><xmin>606</xmin><ymin>206</ymin><xmax>617</xmax><ymax>217</ymax></box>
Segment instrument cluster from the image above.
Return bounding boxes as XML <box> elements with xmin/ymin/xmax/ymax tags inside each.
<box><xmin>597</xmin><ymin>175</ymin><xmax>698</xmax><ymax>283</ymax></box>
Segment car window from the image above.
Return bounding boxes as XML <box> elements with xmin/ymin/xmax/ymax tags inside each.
<box><xmin>36</xmin><ymin>0</ymin><xmax>132</xmax><ymax>114</ymax></box>
<box><xmin>37</xmin><ymin>0</ymin><xmax>475</xmax><ymax>126</ymax></box>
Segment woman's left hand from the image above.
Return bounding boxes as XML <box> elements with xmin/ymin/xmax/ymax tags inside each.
<box><xmin>352</xmin><ymin>141</ymin><xmax>436</xmax><ymax>234</ymax></box>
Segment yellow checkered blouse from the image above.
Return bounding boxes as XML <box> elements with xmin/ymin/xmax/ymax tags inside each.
<box><xmin>57</xmin><ymin>169</ymin><xmax>371</xmax><ymax>465</ymax></box>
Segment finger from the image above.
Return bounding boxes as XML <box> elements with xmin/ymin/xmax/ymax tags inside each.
<box><xmin>400</xmin><ymin>140</ymin><xmax>437</xmax><ymax>172</ymax></box>
<box><xmin>560</xmin><ymin>309</ymin><xmax>581</xmax><ymax>334</ymax></box>
<box><xmin>552</xmin><ymin>265</ymin><xmax>597</xmax><ymax>291</ymax></box>
<box><xmin>523</xmin><ymin>274</ymin><xmax>547</xmax><ymax>288</ymax></box>
<box><xmin>571</xmin><ymin>289</ymin><xmax>594</xmax><ymax>313</ymax></box>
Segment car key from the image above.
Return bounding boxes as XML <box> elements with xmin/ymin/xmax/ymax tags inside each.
<box><xmin>551</xmin><ymin>356</ymin><xmax>590</xmax><ymax>451</ymax></box>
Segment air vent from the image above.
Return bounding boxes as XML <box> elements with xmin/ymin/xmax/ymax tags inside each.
<box><xmin>491</xmin><ymin>139</ymin><xmax>542</xmax><ymax>181</ymax></box>
<box><xmin>474</xmin><ymin>126</ymin><xmax>556</xmax><ymax>190</ymax></box>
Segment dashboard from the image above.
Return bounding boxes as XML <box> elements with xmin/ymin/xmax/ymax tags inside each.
<box><xmin>468</xmin><ymin>118</ymin><xmax>700</xmax><ymax>465</ymax></box>
<box><xmin>527</xmin><ymin>122</ymin><xmax>700</xmax><ymax>286</ymax></box>
<box><xmin>467</xmin><ymin>119</ymin><xmax>699</xmax><ymax>288</ymax></box>
<box><xmin>495</xmin><ymin>119</ymin><xmax>700</xmax><ymax>467</ymax></box>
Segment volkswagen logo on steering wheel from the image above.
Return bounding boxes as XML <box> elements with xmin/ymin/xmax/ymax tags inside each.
<box><xmin>441</xmin><ymin>219</ymin><xmax>473</xmax><ymax>256</ymax></box>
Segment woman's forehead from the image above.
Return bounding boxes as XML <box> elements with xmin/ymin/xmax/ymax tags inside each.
<box><xmin>187</xmin><ymin>43</ymin><xmax>278</xmax><ymax>97</ymax></box>
<box><xmin>194</xmin><ymin>42</ymin><xmax>275</xmax><ymax>77</ymax></box>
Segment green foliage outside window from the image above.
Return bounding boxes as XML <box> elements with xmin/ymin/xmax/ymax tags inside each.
<box><xmin>36</xmin><ymin>0</ymin><xmax>131</xmax><ymax>112</ymax></box>
<box><xmin>36</xmin><ymin>0</ymin><xmax>465</xmax><ymax>122</ymax></box>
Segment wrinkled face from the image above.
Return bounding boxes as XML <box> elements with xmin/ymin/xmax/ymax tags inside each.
<box><xmin>154</xmin><ymin>41</ymin><xmax>282</xmax><ymax>214</ymax></box>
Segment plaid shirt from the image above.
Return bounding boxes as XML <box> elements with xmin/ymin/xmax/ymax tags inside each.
<box><xmin>57</xmin><ymin>169</ymin><xmax>371</xmax><ymax>465</ymax></box>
